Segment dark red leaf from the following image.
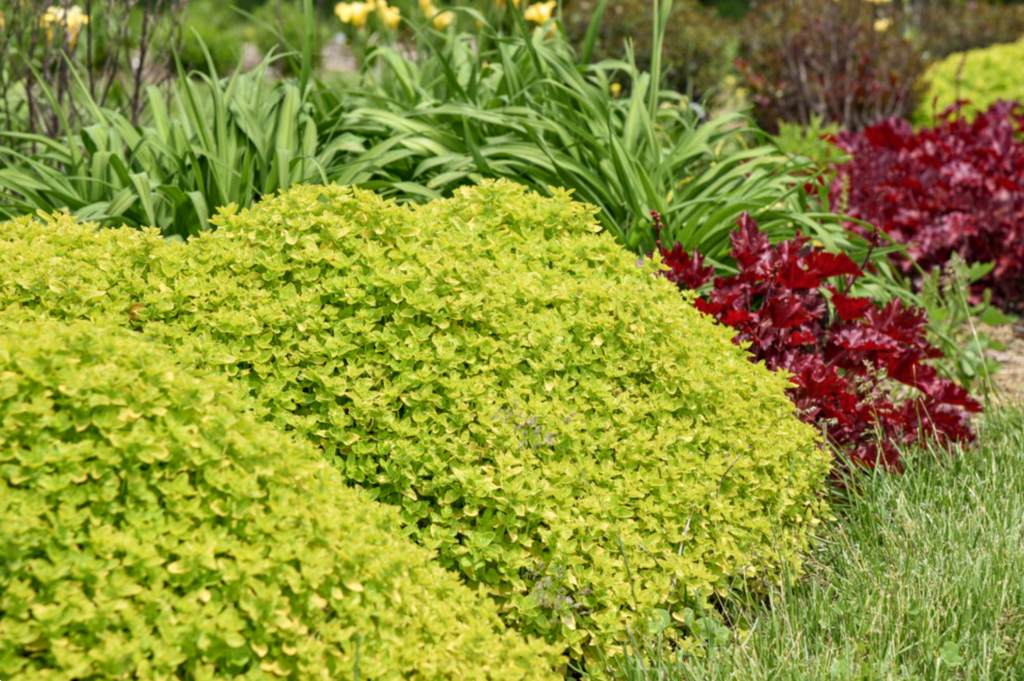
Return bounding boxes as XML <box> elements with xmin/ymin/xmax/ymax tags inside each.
<box><xmin>776</xmin><ymin>259</ymin><xmax>822</xmax><ymax>289</ymax></box>
<box><xmin>832</xmin><ymin>325</ymin><xmax>899</xmax><ymax>352</ymax></box>
<box><xmin>658</xmin><ymin>243</ymin><xmax>715</xmax><ymax>290</ymax></box>
<box><xmin>722</xmin><ymin>309</ymin><xmax>755</xmax><ymax>326</ymax></box>
<box><xmin>806</xmin><ymin>251</ymin><xmax>864</xmax><ymax>280</ymax></box>
<box><xmin>828</xmin><ymin>288</ymin><xmax>874</xmax><ymax>321</ymax></box>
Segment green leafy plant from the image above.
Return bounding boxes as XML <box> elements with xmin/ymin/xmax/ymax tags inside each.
<box><xmin>0</xmin><ymin>41</ymin><xmax>344</xmax><ymax>238</ymax></box>
<box><xmin>561</xmin><ymin>0</ymin><xmax>734</xmax><ymax>103</ymax></box>
<box><xmin>917</xmin><ymin>254</ymin><xmax>1015</xmax><ymax>394</ymax></box>
<box><xmin>0</xmin><ymin>181</ymin><xmax>832</xmax><ymax>664</ymax></box>
<box><xmin>321</xmin><ymin>0</ymin><xmax>873</xmax><ymax>267</ymax></box>
<box><xmin>2</xmin><ymin>0</ymin><xmax>885</xmax><ymax>283</ymax></box>
<box><xmin>0</xmin><ymin>314</ymin><xmax>561</xmax><ymax>679</ymax></box>
<box><xmin>771</xmin><ymin>115</ymin><xmax>848</xmax><ymax>167</ymax></box>
<box><xmin>0</xmin><ymin>0</ymin><xmax>332</xmax><ymax>238</ymax></box>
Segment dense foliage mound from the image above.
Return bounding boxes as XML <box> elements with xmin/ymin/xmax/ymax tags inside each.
<box><xmin>831</xmin><ymin>102</ymin><xmax>1024</xmax><ymax>310</ymax></box>
<box><xmin>0</xmin><ymin>182</ymin><xmax>831</xmax><ymax>659</ymax></box>
<box><xmin>0</xmin><ymin>317</ymin><xmax>561</xmax><ymax>680</ymax></box>
<box><xmin>916</xmin><ymin>38</ymin><xmax>1024</xmax><ymax>124</ymax></box>
<box><xmin>652</xmin><ymin>212</ymin><xmax>981</xmax><ymax>471</ymax></box>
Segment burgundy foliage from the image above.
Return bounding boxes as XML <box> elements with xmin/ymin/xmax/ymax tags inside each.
<box><xmin>831</xmin><ymin>102</ymin><xmax>1024</xmax><ymax>310</ymax></box>
<box><xmin>653</xmin><ymin>212</ymin><xmax>981</xmax><ymax>471</ymax></box>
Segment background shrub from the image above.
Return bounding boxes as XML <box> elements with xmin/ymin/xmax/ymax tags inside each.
<box><xmin>736</xmin><ymin>0</ymin><xmax>926</xmax><ymax>131</ymax></box>
<box><xmin>561</xmin><ymin>0</ymin><xmax>733</xmax><ymax>102</ymax></box>
<box><xmin>915</xmin><ymin>37</ymin><xmax>1024</xmax><ymax>124</ymax></box>
<box><xmin>916</xmin><ymin>2</ymin><xmax>1024</xmax><ymax>59</ymax></box>
<box><xmin>0</xmin><ymin>0</ymin><xmax>187</xmax><ymax>144</ymax></box>
<box><xmin>249</xmin><ymin>0</ymin><xmax>330</xmax><ymax>76</ymax></box>
<box><xmin>831</xmin><ymin>102</ymin><xmax>1024</xmax><ymax>311</ymax></box>
<box><xmin>178</xmin><ymin>0</ymin><xmax>251</xmax><ymax>76</ymax></box>
<box><xmin>0</xmin><ymin>316</ymin><xmax>561</xmax><ymax>680</ymax></box>
<box><xmin>0</xmin><ymin>182</ymin><xmax>832</xmax><ymax>663</ymax></box>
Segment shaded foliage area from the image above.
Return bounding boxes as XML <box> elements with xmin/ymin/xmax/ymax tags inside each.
<box><xmin>735</xmin><ymin>0</ymin><xmax>925</xmax><ymax>131</ymax></box>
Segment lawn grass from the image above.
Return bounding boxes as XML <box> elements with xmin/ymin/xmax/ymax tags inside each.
<box><xmin>610</xmin><ymin>406</ymin><xmax>1024</xmax><ymax>680</ymax></box>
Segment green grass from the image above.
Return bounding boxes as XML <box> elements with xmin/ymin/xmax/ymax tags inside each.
<box><xmin>609</xmin><ymin>407</ymin><xmax>1024</xmax><ymax>680</ymax></box>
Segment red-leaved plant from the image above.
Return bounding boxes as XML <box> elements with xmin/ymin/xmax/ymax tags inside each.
<box><xmin>831</xmin><ymin>101</ymin><xmax>1024</xmax><ymax>311</ymax></box>
<box><xmin>652</xmin><ymin>211</ymin><xmax>981</xmax><ymax>470</ymax></box>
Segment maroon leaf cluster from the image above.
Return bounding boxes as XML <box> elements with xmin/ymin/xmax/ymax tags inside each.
<box><xmin>655</xmin><ymin>213</ymin><xmax>981</xmax><ymax>470</ymax></box>
<box><xmin>831</xmin><ymin>102</ymin><xmax>1024</xmax><ymax>310</ymax></box>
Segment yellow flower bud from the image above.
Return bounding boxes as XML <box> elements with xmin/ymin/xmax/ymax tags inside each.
<box><xmin>419</xmin><ymin>0</ymin><xmax>453</xmax><ymax>29</ymax></box>
<box><xmin>40</xmin><ymin>5</ymin><xmax>90</xmax><ymax>48</ymax></box>
<box><xmin>524</xmin><ymin>0</ymin><xmax>556</xmax><ymax>24</ymax></box>
<box><xmin>376</xmin><ymin>0</ymin><xmax>402</xmax><ymax>30</ymax></box>
<box><xmin>432</xmin><ymin>11</ymin><xmax>454</xmax><ymax>29</ymax></box>
<box><xmin>335</xmin><ymin>1</ymin><xmax>372</xmax><ymax>28</ymax></box>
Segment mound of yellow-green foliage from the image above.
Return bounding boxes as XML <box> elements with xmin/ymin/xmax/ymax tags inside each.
<box><xmin>0</xmin><ymin>316</ymin><xmax>561</xmax><ymax>679</ymax></box>
<box><xmin>0</xmin><ymin>181</ymin><xmax>830</xmax><ymax>661</ymax></box>
<box><xmin>916</xmin><ymin>36</ymin><xmax>1024</xmax><ymax>123</ymax></box>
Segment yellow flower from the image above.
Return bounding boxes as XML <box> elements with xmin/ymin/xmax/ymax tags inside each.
<box><xmin>873</xmin><ymin>17</ymin><xmax>892</xmax><ymax>32</ymax></box>
<box><xmin>0</xmin><ymin>11</ymin><xmax>5</xmax><ymax>29</ymax></box>
<box><xmin>375</xmin><ymin>0</ymin><xmax>401</xmax><ymax>30</ymax></box>
<box><xmin>335</xmin><ymin>1</ymin><xmax>372</xmax><ymax>28</ymax></box>
<box><xmin>419</xmin><ymin>0</ymin><xmax>453</xmax><ymax>29</ymax></box>
<box><xmin>524</xmin><ymin>0</ymin><xmax>556</xmax><ymax>23</ymax></box>
<box><xmin>432</xmin><ymin>11</ymin><xmax>454</xmax><ymax>29</ymax></box>
<box><xmin>40</xmin><ymin>5</ymin><xmax>90</xmax><ymax>48</ymax></box>
<box><xmin>610</xmin><ymin>82</ymin><xmax>622</xmax><ymax>98</ymax></box>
